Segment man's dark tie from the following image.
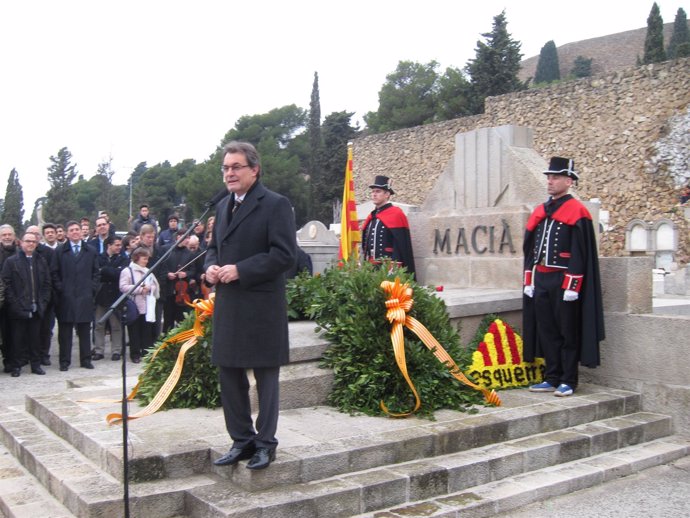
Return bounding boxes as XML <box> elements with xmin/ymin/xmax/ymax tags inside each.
<box><xmin>73</xmin><ymin>244</ymin><xmax>80</xmax><ymax>255</ymax></box>
<box><xmin>232</xmin><ymin>199</ymin><xmax>242</xmax><ymax>214</ymax></box>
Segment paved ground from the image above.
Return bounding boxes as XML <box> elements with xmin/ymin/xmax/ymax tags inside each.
<box><xmin>498</xmin><ymin>455</ymin><xmax>690</xmax><ymax>517</ymax></box>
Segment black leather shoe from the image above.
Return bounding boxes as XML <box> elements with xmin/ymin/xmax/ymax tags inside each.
<box><xmin>246</xmin><ymin>447</ymin><xmax>276</xmax><ymax>470</ymax></box>
<box><xmin>10</xmin><ymin>369</ymin><xmax>20</xmax><ymax>377</ymax></box>
<box><xmin>91</xmin><ymin>353</ymin><xmax>104</xmax><ymax>361</ymax></box>
<box><xmin>31</xmin><ymin>366</ymin><xmax>46</xmax><ymax>375</ymax></box>
<box><xmin>213</xmin><ymin>444</ymin><xmax>256</xmax><ymax>466</ymax></box>
<box><xmin>59</xmin><ymin>364</ymin><xmax>69</xmax><ymax>372</ymax></box>
<box><xmin>41</xmin><ymin>358</ymin><xmax>51</xmax><ymax>366</ymax></box>
<box><xmin>81</xmin><ymin>362</ymin><xmax>95</xmax><ymax>369</ymax></box>
<box><xmin>111</xmin><ymin>353</ymin><xmax>121</xmax><ymax>361</ymax></box>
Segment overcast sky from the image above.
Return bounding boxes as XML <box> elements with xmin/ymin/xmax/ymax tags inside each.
<box><xmin>1</xmin><ymin>0</ymin><xmax>686</xmax><ymax>215</ymax></box>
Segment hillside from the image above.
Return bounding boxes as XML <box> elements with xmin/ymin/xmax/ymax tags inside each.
<box><xmin>519</xmin><ymin>23</ymin><xmax>677</xmax><ymax>81</ymax></box>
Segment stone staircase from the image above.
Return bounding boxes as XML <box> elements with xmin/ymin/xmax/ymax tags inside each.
<box><xmin>0</xmin><ymin>323</ymin><xmax>688</xmax><ymax>517</ymax></box>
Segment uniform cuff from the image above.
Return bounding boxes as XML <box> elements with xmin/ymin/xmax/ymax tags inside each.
<box><xmin>561</xmin><ymin>273</ymin><xmax>584</xmax><ymax>292</ymax></box>
<box><xmin>523</xmin><ymin>270</ymin><xmax>533</xmax><ymax>286</ymax></box>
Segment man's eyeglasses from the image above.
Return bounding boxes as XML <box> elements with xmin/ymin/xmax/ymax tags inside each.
<box><xmin>221</xmin><ymin>164</ymin><xmax>251</xmax><ymax>173</ymax></box>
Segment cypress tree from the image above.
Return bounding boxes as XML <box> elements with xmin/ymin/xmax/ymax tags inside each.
<box><xmin>643</xmin><ymin>2</ymin><xmax>666</xmax><ymax>64</ymax></box>
<box><xmin>667</xmin><ymin>8</ymin><xmax>690</xmax><ymax>59</ymax></box>
<box><xmin>534</xmin><ymin>40</ymin><xmax>561</xmax><ymax>84</ymax></box>
<box><xmin>2</xmin><ymin>168</ymin><xmax>25</xmax><ymax>233</ymax></box>
<box><xmin>308</xmin><ymin>72</ymin><xmax>323</xmax><ymax>221</ymax></box>
<box><xmin>43</xmin><ymin>147</ymin><xmax>79</xmax><ymax>225</ymax></box>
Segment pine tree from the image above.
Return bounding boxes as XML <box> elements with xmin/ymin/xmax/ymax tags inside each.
<box><xmin>643</xmin><ymin>2</ymin><xmax>666</xmax><ymax>64</ymax></box>
<box><xmin>308</xmin><ymin>72</ymin><xmax>323</xmax><ymax>220</ymax></box>
<box><xmin>571</xmin><ymin>56</ymin><xmax>594</xmax><ymax>78</ymax></box>
<box><xmin>43</xmin><ymin>147</ymin><xmax>79</xmax><ymax>225</ymax></box>
<box><xmin>465</xmin><ymin>11</ymin><xmax>526</xmax><ymax>114</ymax></box>
<box><xmin>534</xmin><ymin>40</ymin><xmax>560</xmax><ymax>84</ymax></box>
<box><xmin>667</xmin><ymin>8</ymin><xmax>690</xmax><ymax>58</ymax></box>
<box><xmin>2</xmin><ymin>168</ymin><xmax>25</xmax><ymax>233</ymax></box>
<box><xmin>363</xmin><ymin>60</ymin><xmax>439</xmax><ymax>133</ymax></box>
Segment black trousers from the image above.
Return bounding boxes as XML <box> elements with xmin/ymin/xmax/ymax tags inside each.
<box><xmin>58</xmin><ymin>321</ymin><xmax>92</xmax><ymax>368</ymax></box>
<box><xmin>127</xmin><ymin>314</ymin><xmax>155</xmax><ymax>360</ymax></box>
<box><xmin>39</xmin><ymin>300</ymin><xmax>55</xmax><ymax>361</ymax></box>
<box><xmin>0</xmin><ymin>310</ymin><xmax>13</xmax><ymax>369</ymax></box>
<box><xmin>10</xmin><ymin>315</ymin><xmax>42</xmax><ymax>369</ymax></box>
<box><xmin>218</xmin><ymin>366</ymin><xmax>280</xmax><ymax>450</ymax></box>
<box><xmin>163</xmin><ymin>295</ymin><xmax>187</xmax><ymax>333</ymax></box>
<box><xmin>533</xmin><ymin>270</ymin><xmax>580</xmax><ymax>388</ymax></box>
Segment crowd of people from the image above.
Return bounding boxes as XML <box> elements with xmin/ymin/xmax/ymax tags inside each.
<box><xmin>0</xmin><ymin>206</ymin><xmax>215</xmax><ymax>377</ymax></box>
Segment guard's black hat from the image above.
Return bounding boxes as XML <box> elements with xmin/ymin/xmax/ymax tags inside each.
<box><xmin>369</xmin><ymin>175</ymin><xmax>395</xmax><ymax>195</ymax></box>
<box><xmin>543</xmin><ymin>157</ymin><xmax>579</xmax><ymax>181</ymax></box>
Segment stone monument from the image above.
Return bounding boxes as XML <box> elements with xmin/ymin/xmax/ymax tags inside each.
<box><xmin>409</xmin><ymin>124</ymin><xmax>599</xmax><ymax>290</ymax></box>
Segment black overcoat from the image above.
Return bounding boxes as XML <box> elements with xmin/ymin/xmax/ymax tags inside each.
<box><xmin>205</xmin><ymin>182</ymin><xmax>296</xmax><ymax>368</ymax></box>
<box><xmin>55</xmin><ymin>241</ymin><xmax>100</xmax><ymax>323</ymax></box>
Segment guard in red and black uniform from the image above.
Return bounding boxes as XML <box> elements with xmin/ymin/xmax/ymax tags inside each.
<box><xmin>361</xmin><ymin>175</ymin><xmax>416</xmax><ymax>279</ymax></box>
<box><xmin>522</xmin><ymin>157</ymin><xmax>605</xmax><ymax>397</ymax></box>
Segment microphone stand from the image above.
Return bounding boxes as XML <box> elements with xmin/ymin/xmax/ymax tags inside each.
<box><xmin>98</xmin><ymin>196</ymin><xmax>223</xmax><ymax>518</ymax></box>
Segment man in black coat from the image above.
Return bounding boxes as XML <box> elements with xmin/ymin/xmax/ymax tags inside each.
<box><xmin>0</xmin><ymin>224</ymin><xmax>18</xmax><ymax>372</ymax></box>
<box><xmin>1</xmin><ymin>232</ymin><xmax>52</xmax><ymax>377</ymax></box>
<box><xmin>205</xmin><ymin>141</ymin><xmax>296</xmax><ymax>470</ymax></box>
<box><xmin>55</xmin><ymin>220</ymin><xmax>101</xmax><ymax>371</ymax></box>
<box><xmin>93</xmin><ymin>235</ymin><xmax>129</xmax><ymax>361</ymax></box>
<box><xmin>27</xmin><ymin>225</ymin><xmax>59</xmax><ymax>366</ymax></box>
<box><xmin>522</xmin><ymin>157</ymin><xmax>605</xmax><ymax>397</ymax></box>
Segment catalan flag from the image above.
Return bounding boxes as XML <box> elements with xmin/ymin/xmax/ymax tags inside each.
<box><xmin>338</xmin><ymin>143</ymin><xmax>360</xmax><ymax>261</ymax></box>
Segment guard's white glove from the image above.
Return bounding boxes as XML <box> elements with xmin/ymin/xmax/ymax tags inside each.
<box><xmin>523</xmin><ymin>285</ymin><xmax>534</xmax><ymax>298</ymax></box>
<box><xmin>563</xmin><ymin>289</ymin><xmax>579</xmax><ymax>302</ymax></box>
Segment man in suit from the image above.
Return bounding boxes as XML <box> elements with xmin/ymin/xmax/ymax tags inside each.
<box><xmin>205</xmin><ymin>141</ymin><xmax>296</xmax><ymax>470</ymax></box>
<box><xmin>55</xmin><ymin>220</ymin><xmax>100</xmax><ymax>371</ymax></box>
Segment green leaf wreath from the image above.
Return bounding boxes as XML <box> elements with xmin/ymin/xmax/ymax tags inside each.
<box><xmin>137</xmin><ymin>260</ymin><xmax>484</xmax><ymax>416</ymax></box>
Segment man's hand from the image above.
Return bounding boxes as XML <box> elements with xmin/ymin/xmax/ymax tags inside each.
<box><xmin>523</xmin><ymin>285</ymin><xmax>534</xmax><ymax>298</ymax></box>
<box><xmin>218</xmin><ymin>264</ymin><xmax>239</xmax><ymax>283</ymax></box>
<box><xmin>205</xmin><ymin>265</ymin><xmax>220</xmax><ymax>284</ymax></box>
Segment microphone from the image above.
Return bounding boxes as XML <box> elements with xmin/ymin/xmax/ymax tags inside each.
<box><xmin>205</xmin><ymin>188</ymin><xmax>230</xmax><ymax>207</ymax></box>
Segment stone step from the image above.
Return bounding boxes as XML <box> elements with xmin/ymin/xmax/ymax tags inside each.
<box><xmin>21</xmin><ymin>359</ymin><xmax>333</xmax><ymax>484</ymax></box>
<box><xmin>0</xmin><ymin>442</ymin><xmax>76</xmax><ymax>518</ymax></box>
<box><xmin>183</xmin><ymin>411</ymin><xmax>675</xmax><ymax>517</ymax></box>
<box><xmin>23</xmin><ymin>385</ymin><xmax>640</xmax><ymax>488</ymax></box>
<box><xmin>0</xmin><ymin>384</ymin><xmax>654</xmax><ymax>518</ymax></box>
<box><xmin>209</xmin><ymin>389</ymin><xmax>643</xmax><ymax>492</ymax></box>
<box><xmin>0</xmin><ymin>406</ymin><xmax>214</xmax><ymax>518</ymax></box>
<box><xmin>353</xmin><ymin>435</ymin><xmax>690</xmax><ymax>517</ymax></box>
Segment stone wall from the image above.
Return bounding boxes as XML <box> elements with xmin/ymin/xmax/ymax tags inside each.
<box><xmin>354</xmin><ymin>58</ymin><xmax>690</xmax><ymax>260</ymax></box>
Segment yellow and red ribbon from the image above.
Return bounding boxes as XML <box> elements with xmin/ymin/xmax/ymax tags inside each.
<box><xmin>380</xmin><ymin>278</ymin><xmax>501</xmax><ymax>417</ymax></box>
<box><xmin>105</xmin><ymin>295</ymin><xmax>215</xmax><ymax>425</ymax></box>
